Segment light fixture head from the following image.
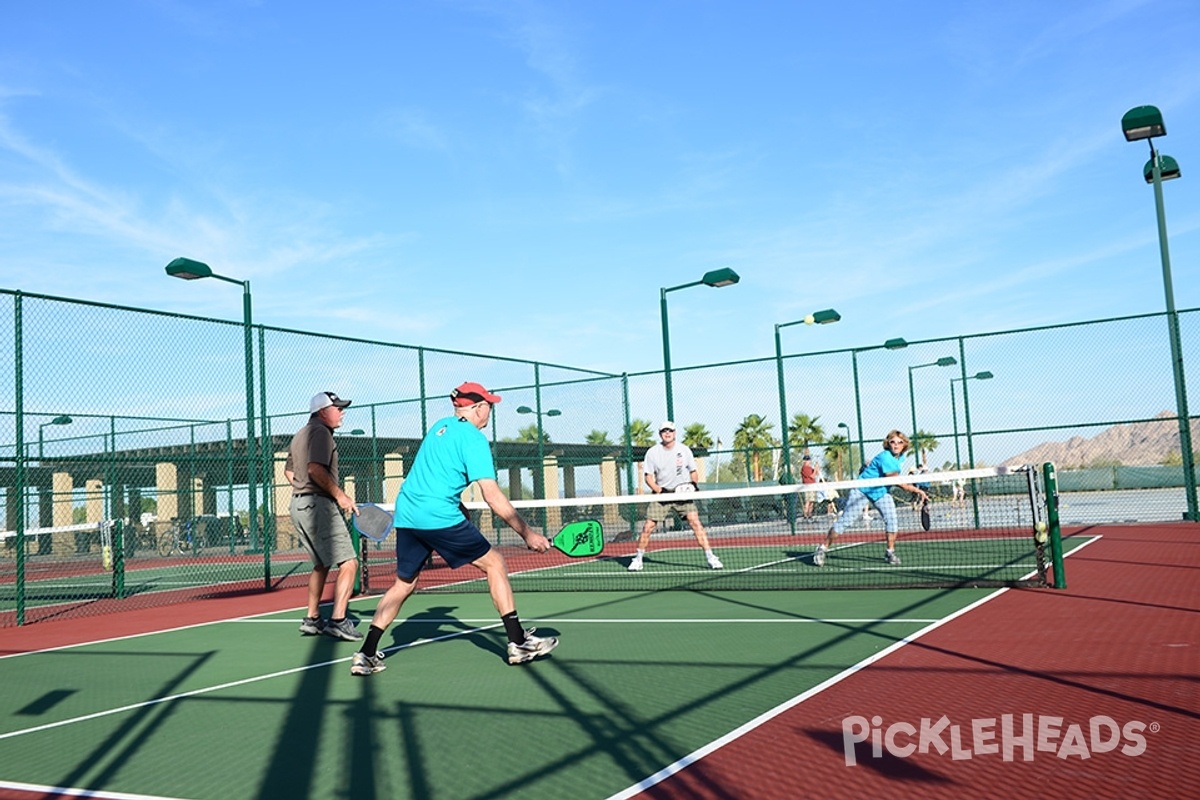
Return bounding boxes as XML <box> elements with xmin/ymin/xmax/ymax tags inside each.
<box><xmin>811</xmin><ymin>308</ymin><xmax>841</xmax><ymax>325</ymax></box>
<box><xmin>1122</xmin><ymin>105</ymin><xmax>1166</xmax><ymax>142</ymax></box>
<box><xmin>884</xmin><ymin>338</ymin><xmax>908</xmax><ymax>350</ymax></box>
<box><xmin>516</xmin><ymin>406</ymin><xmax>534</xmax><ymax>414</ymax></box>
<box><xmin>546</xmin><ymin>409</ymin><xmax>562</xmax><ymax>417</ymax></box>
<box><xmin>50</xmin><ymin>415</ymin><xmax>73</xmax><ymax>426</ymax></box>
<box><xmin>936</xmin><ymin>356</ymin><xmax>958</xmax><ymax>367</ymax></box>
<box><xmin>165</xmin><ymin>257</ymin><xmax>213</xmax><ymax>280</ymax></box>
<box><xmin>701</xmin><ymin>267</ymin><xmax>740</xmax><ymax>287</ymax></box>
<box><xmin>975</xmin><ymin>371</ymin><xmax>994</xmax><ymax>380</ymax></box>
<box><xmin>1143</xmin><ymin>155</ymin><xmax>1181</xmax><ymax>183</ymax></box>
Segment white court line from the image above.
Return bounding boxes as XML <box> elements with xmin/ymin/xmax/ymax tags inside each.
<box><xmin>0</xmin><ymin>623</ymin><xmax>501</xmax><ymax>742</ymax></box>
<box><xmin>0</xmin><ymin>779</ymin><xmax>186</xmax><ymax>800</ymax></box>
<box><xmin>1</xmin><ymin>613</ymin><xmax>936</xmax><ymax>744</ymax></box>
<box><xmin>605</xmin><ymin>534</ymin><xmax>1103</xmax><ymax>799</ymax></box>
<box><xmin>236</xmin><ymin>617</ymin><xmax>943</xmax><ymax>625</ymax></box>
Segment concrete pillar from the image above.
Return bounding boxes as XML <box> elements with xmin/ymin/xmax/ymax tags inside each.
<box><xmin>695</xmin><ymin>455</ymin><xmax>707</xmax><ymax>483</ymax></box>
<box><xmin>563</xmin><ymin>464</ymin><xmax>576</xmax><ymax>499</ymax></box>
<box><xmin>52</xmin><ymin>472</ymin><xmax>74</xmax><ymax>528</ymax></box>
<box><xmin>273</xmin><ymin>451</ymin><xmax>290</xmax><ymax>520</ymax></box>
<box><xmin>508</xmin><ymin>466</ymin><xmax>522</xmax><ymax>500</ymax></box>
<box><xmin>345</xmin><ymin>475</ymin><xmax>357</xmax><ymax>503</ymax></box>
<box><xmin>191</xmin><ymin>477</ymin><xmax>204</xmax><ymax>519</ymax></box>
<box><xmin>383</xmin><ymin>454</ymin><xmax>405</xmax><ymax>505</ymax></box>
<box><xmin>156</xmin><ymin>462</ymin><xmax>178</xmax><ymax>524</ymax></box>
<box><xmin>542</xmin><ymin>456</ymin><xmax>560</xmax><ymax>530</ymax></box>
<box><xmin>600</xmin><ymin>457</ymin><xmax>623</xmax><ymax>532</ymax></box>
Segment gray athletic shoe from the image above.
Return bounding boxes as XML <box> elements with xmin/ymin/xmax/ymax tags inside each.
<box><xmin>323</xmin><ymin>617</ymin><xmax>363</xmax><ymax>641</ymax></box>
<box><xmin>885</xmin><ymin>549</ymin><xmax>902</xmax><ymax>565</ymax></box>
<box><xmin>812</xmin><ymin>545</ymin><xmax>827</xmax><ymax>567</ymax></box>
<box><xmin>507</xmin><ymin>628</ymin><xmax>559</xmax><ymax>665</ymax></box>
<box><xmin>350</xmin><ymin>651</ymin><xmax>386</xmax><ymax>676</ymax></box>
<box><xmin>299</xmin><ymin>616</ymin><xmax>326</xmax><ymax>636</ymax></box>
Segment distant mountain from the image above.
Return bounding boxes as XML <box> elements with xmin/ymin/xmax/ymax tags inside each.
<box><xmin>1003</xmin><ymin>411</ymin><xmax>1200</xmax><ymax>467</ymax></box>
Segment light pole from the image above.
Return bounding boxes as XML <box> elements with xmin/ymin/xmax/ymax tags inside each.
<box><xmin>1122</xmin><ymin>105</ymin><xmax>1197</xmax><ymax>521</ymax></box>
<box><xmin>38</xmin><ymin>415</ymin><xmax>72</xmax><ymax>459</ymax></box>
<box><xmin>950</xmin><ymin>371</ymin><xmax>993</xmax><ymax>468</ymax></box>
<box><xmin>851</xmin><ymin>338</ymin><xmax>908</xmax><ymax>467</ymax></box>
<box><xmin>774</xmin><ymin>309</ymin><xmax>840</xmax><ymax>483</ymax></box>
<box><xmin>837</xmin><ymin>421</ymin><xmax>853</xmax><ymax>479</ymax></box>
<box><xmin>516</xmin><ymin>405</ymin><xmax>562</xmax><ymax>497</ymax></box>
<box><xmin>907</xmin><ymin>356</ymin><xmax>957</xmax><ymax>466</ymax></box>
<box><xmin>661</xmin><ymin>267</ymin><xmax>740</xmax><ymax>421</ymax></box>
<box><xmin>165</xmin><ymin>257</ymin><xmax>263</xmax><ymax>580</ymax></box>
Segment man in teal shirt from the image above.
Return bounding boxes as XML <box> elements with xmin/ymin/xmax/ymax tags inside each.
<box><xmin>351</xmin><ymin>382</ymin><xmax>558</xmax><ymax>676</ymax></box>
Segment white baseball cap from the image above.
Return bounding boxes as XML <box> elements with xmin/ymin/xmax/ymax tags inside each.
<box><xmin>310</xmin><ymin>391</ymin><xmax>352</xmax><ymax>413</ymax></box>
<box><xmin>659</xmin><ymin>421</ymin><xmax>676</xmax><ymax>432</ymax></box>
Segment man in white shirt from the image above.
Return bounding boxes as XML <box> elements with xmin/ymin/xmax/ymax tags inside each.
<box><xmin>628</xmin><ymin>421</ymin><xmax>723</xmax><ymax>571</ymax></box>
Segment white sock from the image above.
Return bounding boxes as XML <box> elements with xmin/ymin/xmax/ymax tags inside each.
<box><xmin>636</xmin><ymin>549</ymin><xmax>645</xmax><ymax>557</ymax></box>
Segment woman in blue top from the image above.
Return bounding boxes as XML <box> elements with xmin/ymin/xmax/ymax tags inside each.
<box><xmin>812</xmin><ymin>430</ymin><xmax>928</xmax><ymax>566</ymax></box>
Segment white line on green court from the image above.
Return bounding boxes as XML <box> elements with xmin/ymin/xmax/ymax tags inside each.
<box><xmin>237</xmin><ymin>617</ymin><xmax>943</xmax><ymax>624</ymax></box>
<box><xmin>0</xmin><ymin>623</ymin><xmax>502</xmax><ymax>742</ymax></box>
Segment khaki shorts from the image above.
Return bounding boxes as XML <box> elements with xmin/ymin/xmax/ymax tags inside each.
<box><xmin>646</xmin><ymin>498</ymin><xmax>698</xmax><ymax>523</ymax></box>
<box><xmin>290</xmin><ymin>494</ymin><xmax>357</xmax><ymax>568</ymax></box>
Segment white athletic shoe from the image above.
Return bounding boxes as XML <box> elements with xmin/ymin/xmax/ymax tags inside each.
<box><xmin>812</xmin><ymin>545</ymin><xmax>827</xmax><ymax>567</ymax></box>
<box><xmin>885</xmin><ymin>549</ymin><xmax>902</xmax><ymax>565</ymax></box>
<box><xmin>508</xmin><ymin>629</ymin><xmax>559</xmax><ymax>665</ymax></box>
<box><xmin>706</xmin><ymin>552</ymin><xmax>724</xmax><ymax>570</ymax></box>
<box><xmin>628</xmin><ymin>554</ymin><xmax>644</xmax><ymax>572</ymax></box>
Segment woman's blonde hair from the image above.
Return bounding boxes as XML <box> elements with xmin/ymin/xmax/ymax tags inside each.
<box><xmin>882</xmin><ymin>430</ymin><xmax>910</xmax><ymax>452</ymax></box>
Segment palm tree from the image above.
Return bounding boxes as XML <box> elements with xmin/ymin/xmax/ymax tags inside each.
<box><xmin>787</xmin><ymin>413</ymin><xmax>825</xmax><ymax>473</ymax></box>
<box><xmin>913</xmin><ymin>429</ymin><xmax>939</xmax><ymax>466</ymax></box>
<box><xmin>585</xmin><ymin>430</ymin><xmax>614</xmax><ymax>446</ymax></box>
<box><xmin>623</xmin><ymin>419</ymin><xmax>655</xmax><ymax>448</ymax></box>
<box><xmin>733</xmin><ymin>414</ymin><xmax>778</xmax><ymax>482</ymax></box>
<box><xmin>516</xmin><ymin>423</ymin><xmax>550</xmax><ymax>444</ymax></box>
<box><xmin>824</xmin><ymin>434</ymin><xmax>851</xmax><ymax>480</ymax></box>
<box><xmin>682</xmin><ymin>422</ymin><xmax>713</xmax><ymax>450</ymax></box>
<box><xmin>788</xmin><ymin>413</ymin><xmax>825</xmax><ymax>451</ymax></box>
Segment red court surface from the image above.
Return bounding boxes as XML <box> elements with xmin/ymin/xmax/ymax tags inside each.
<box><xmin>639</xmin><ymin>525</ymin><xmax>1199</xmax><ymax>799</ymax></box>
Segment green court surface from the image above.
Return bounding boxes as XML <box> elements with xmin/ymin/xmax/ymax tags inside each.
<box><xmin>0</xmin><ymin>587</ymin><xmax>1000</xmax><ymax>799</ymax></box>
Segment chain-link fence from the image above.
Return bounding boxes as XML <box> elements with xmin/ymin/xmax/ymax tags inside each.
<box><xmin>3</xmin><ymin>288</ymin><xmax>1198</xmax><ymax>624</ymax></box>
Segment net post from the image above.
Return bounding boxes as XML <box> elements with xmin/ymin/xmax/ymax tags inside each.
<box><xmin>1042</xmin><ymin>462</ymin><xmax>1067</xmax><ymax>589</ymax></box>
<box><xmin>353</xmin><ymin>527</ymin><xmax>365</xmax><ymax>595</ymax></box>
<box><xmin>112</xmin><ymin>520</ymin><xmax>126</xmax><ymax>599</ymax></box>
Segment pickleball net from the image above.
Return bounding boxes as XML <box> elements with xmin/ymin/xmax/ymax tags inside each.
<box><xmin>356</xmin><ymin>463</ymin><xmax>1063</xmax><ymax>594</ymax></box>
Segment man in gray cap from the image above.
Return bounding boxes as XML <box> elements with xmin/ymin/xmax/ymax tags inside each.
<box><xmin>285</xmin><ymin>391</ymin><xmax>362</xmax><ymax>641</ymax></box>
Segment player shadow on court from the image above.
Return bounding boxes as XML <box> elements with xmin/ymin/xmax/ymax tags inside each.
<box><xmin>384</xmin><ymin>605</ymin><xmax>562</xmax><ymax>663</ymax></box>
<box><xmin>802</xmin><ymin>727</ymin><xmax>955</xmax><ymax>784</ymax></box>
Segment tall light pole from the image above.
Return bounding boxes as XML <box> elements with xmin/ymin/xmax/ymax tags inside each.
<box><xmin>774</xmin><ymin>309</ymin><xmax>840</xmax><ymax>483</ymax></box>
<box><xmin>951</xmin><ymin>371</ymin><xmax>993</xmax><ymax>468</ymax></box>
<box><xmin>1122</xmin><ymin>105</ymin><xmax>1197</xmax><ymax>521</ymax></box>
<box><xmin>851</xmin><ymin>338</ymin><xmax>908</xmax><ymax>468</ymax></box>
<box><xmin>38</xmin><ymin>415</ymin><xmax>72</xmax><ymax>459</ymax></box>
<box><xmin>837</xmin><ymin>421</ymin><xmax>853</xmax><ymax>479</ymax></box>
<box><xmin>907</xmin><ymin>356</ymin><xmax>957</xmax><ymax>466</ymax></box>
<box><xmin>165</xmin><ymin>257</ymin><xmax>264</xmax><ymax>581</ymax></box>
<box><xmin>516</xmin><ymin>405</ymin><xmax>562</xmax><ymax>496</ymax></box>
<box><xmin>661</xmin><ymin>267</ymin><xmax>740</xmax><ymax>421</ymax></box>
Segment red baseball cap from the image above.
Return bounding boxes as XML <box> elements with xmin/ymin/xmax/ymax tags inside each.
<box><xmin>451</xmin><ymin>382</ymin><xmax>502</xmax><ymax>407</ymax></box>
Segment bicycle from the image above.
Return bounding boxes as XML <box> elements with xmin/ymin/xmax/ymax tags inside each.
<box><xmin>158</xmin><ymin>518</ymin><xmax>200</xmax><ymax>557</ymax></box>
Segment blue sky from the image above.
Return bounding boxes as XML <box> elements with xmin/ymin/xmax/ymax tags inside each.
<box><xmin>2</xmin><ymin>0</ymin><xmax>1199</xmax><ymax>381</ymax></box>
